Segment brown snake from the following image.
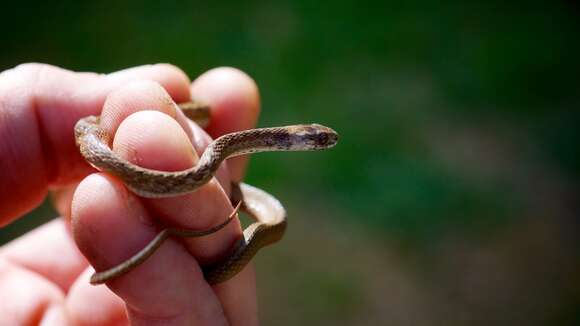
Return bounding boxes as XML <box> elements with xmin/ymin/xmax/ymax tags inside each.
<box><xmin>74</xmin><ymin>101</ymin><xmax>338</xmax><ymax>285</ymax></box>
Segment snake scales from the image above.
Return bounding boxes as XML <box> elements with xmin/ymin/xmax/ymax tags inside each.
<box><xmin>74</xmin><ymin>101</ymin><xmax>338</xmax><ymax>284</ymax></box>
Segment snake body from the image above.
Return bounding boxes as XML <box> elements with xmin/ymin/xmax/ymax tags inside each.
<box><xmin>74</xmin><ymin>102</ymin><xmax>338</xmax><ymax>284</ymax></box>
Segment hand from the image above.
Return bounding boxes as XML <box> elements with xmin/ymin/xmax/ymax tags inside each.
<box><xmin>0</xmin><ymin>63</ymin><xmax>261</xmax><ymax>325</ymax></box>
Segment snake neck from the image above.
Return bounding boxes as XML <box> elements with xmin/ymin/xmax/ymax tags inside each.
<box><xmin>199</xmin><ymin>127</ymin><xmax>299</xmax><ymax>162</ymax></box>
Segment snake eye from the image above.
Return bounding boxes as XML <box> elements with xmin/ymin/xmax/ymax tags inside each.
<box><xmin>289</xmin><ymin>124</ymin><xmax>338</xmax><ymax>150</ymax></box>
<box><xmin>318</xmin><ymin>132</ymin><xmax>329</xmax><ymax>145</ymax></box>
<box><xmin>319</xmin><ymin>130</ymin><xmax>338</xmax><ymax>148</ymax></box>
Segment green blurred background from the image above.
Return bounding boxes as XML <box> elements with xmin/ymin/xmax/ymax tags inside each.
<box><xmin>1</xmin><ymin>1</ymin><xmax>579</xmax><ymax>325</ymax></box>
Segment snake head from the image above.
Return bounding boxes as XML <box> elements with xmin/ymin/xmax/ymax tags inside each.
<box><xmin>287</xmin><ymin>124</ymin><xmax>339</xmax><ymax>150</ymax></box>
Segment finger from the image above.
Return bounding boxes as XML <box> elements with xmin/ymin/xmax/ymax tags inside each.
<box><xmin>65</xmin><ymin>268</ymin><xmax>128</xmax><ymax>326</ymax></box>
<box><xmin>0</xmin><ymin>258</ymin><xmax>64</xmax><ymax>325</ymax></box>
<box><xmin>0</xmin><ymin>63</ymin><xmax>191</xmax><ymax>225</ymax></box>
<box><xmin>191</xmin><ymin>67</ymin><xmax>261</xmax><ymax>182</ymax></box>
<box><xmin>98</xmin><ymin>79</ymin><xmax>192</xmax><ymax>140</ymax></box>
<box><xmin>99</xmin><ymin>81</ymin><xmax>240</xmax><ymax>266</ymax></box>
<box><xmin>0</xmin><ymin>218</ymin><xmax>87</xmax><ymax>291</ymax></box>
<box><xmin>108</xmin><ymin>107</ymin><xmax>257</xmax><ymax>322</ymax></box>
<box><xmin>72</xmin><ymin>173</ymin><xmax>227</xmax><ymax>325</ymax></box>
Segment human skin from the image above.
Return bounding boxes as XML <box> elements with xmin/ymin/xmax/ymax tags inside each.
<box><xmin>0</xmin><ymin>63</ymin><xmax>261</xmax><ymax>325</ymax></box>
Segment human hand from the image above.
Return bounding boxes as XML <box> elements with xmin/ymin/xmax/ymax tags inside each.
<box><xmin>0</xmin><ymin>63</ymin><xmax>261</xmax><ymax>325</ymax></box>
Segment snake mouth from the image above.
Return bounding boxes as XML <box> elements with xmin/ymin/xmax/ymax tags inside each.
<box><xmin>319</xmin><ymin>125</ymin><xmax>339</xmax><ymax>148</ymax></box>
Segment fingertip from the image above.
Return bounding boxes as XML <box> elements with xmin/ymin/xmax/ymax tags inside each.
<box><xmin>0</xmin><ymin>259</ymin><xmax>64</xmax><ymax>325</ymax></box>
<box><xmin>0</xmin><ymin>218</ymin><xmax>87</xmax><ymax>291</ymax></box>
<box><xmin>191</xmin><ymin>67</ymin><xmax>260</xmax><ymax>136</ymax></box>
<box><xmin>191</xmin><ymin>67</ymin><xmax>261</xmax><ymax>181</ymax></box>
<box><xmin>71</xmin><ymin>173</ymin><xmax>144</xmax><ymax>268</ymax></box>
<box><xmin>104</xmin><ymin>63</ymin><xmax>191</xmax><ymax>103</ymax></box>
<box><xmin>65</xmin><ymin>268</ymin><xmax>128</xmax><ymax>326</ymax></box>
<box><xmin>152</xmin><ymin>63</ymin><xmax>192</xmax><ymax>95</ymax></box>
<box><xmin>113</xmin><ymin>110</ymin><xmax>197</xmax><ymax>171</ymax></box>
<box><xmin>100</xmin><ymin>80</ymin><xmax>193</xmax><ymax>140</ymax></box>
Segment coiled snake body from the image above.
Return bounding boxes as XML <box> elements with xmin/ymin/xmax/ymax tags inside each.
<box><xmin>74</xmin><ymin>102</ymin><xmax>338</xmax><ymax>284</ymax></box>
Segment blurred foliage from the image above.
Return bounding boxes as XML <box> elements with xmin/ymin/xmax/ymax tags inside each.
<box><xmin>1</xmin><ymin>1</ymin><xmax>579</xmax><ymax>325</ymax></box>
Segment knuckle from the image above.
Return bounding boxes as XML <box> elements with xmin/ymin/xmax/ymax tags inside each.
<box><xmin>0</xmin><ymin>63</ymin><xmax>57</xmax><ymax>91</ymax></box>
<box><xmin>2</xmin><ymin>62</ymin><xmax>52</xmax><ymax>78</ymax></box>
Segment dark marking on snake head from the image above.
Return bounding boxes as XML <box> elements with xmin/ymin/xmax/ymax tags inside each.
<box><xmin>271</xmin><ymin>124</ymin><xmax>338</xmax><ymax>150</ymax></box>
<box><xmin>311</xmin><ymin>124</ymin><xmax>338</xmax><ymax>148</ymax></box>
<box><xmin>272</xmin><ymin>131</ymin><xmax>292</xmax><ymax>149</ymax></box>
